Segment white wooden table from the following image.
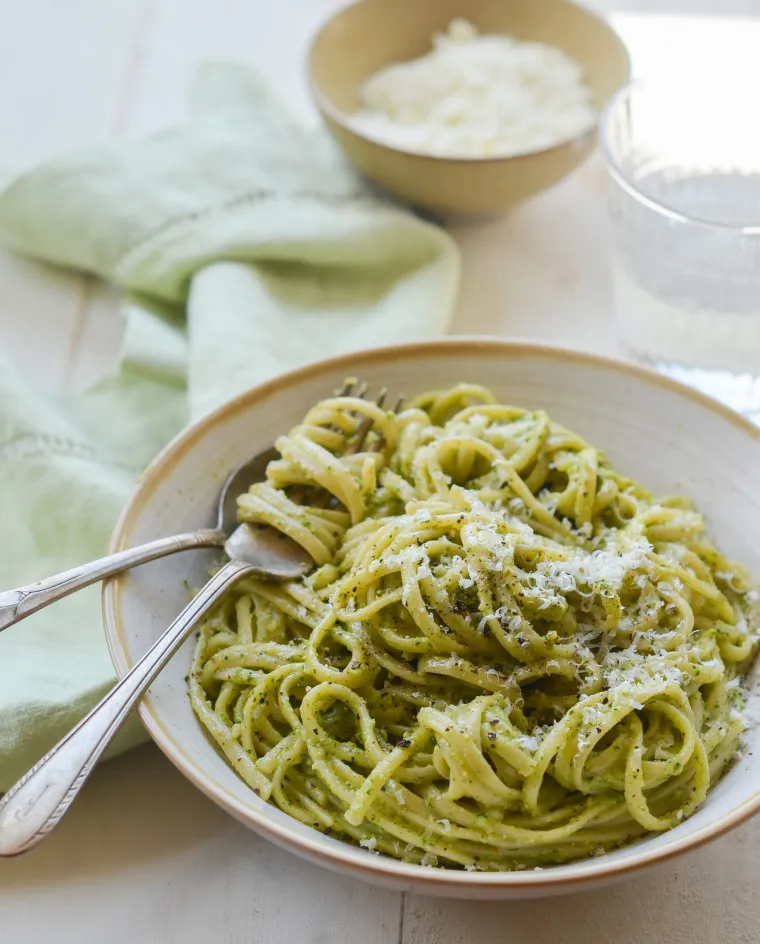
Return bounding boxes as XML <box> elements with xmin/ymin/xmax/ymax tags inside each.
<box><xmin>2</xmin><ymin>6</ymin><xmax>760</xmax><ymax>943</ymax></box>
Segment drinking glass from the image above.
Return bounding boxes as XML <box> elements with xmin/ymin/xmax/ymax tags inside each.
<box><xmin>600</xmin><ymin>79</ymin><xmax>760</xmax><ymax>420</ymax></box>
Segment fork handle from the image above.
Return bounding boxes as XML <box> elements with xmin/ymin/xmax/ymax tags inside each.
<box><xmin>0</xmin><ymin>558</ymin><xmax>251</xmax><ymax>856</ymax></box>
<box><xmin>0</xmin><ymin>529</ymin><xmax>225</xmax><ymax>633</ymax></box>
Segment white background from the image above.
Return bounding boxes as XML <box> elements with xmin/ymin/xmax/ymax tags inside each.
<box><xmin>1</xmin><ymin>3</ymin><xmax>760</xmax><ymax>942</ymax></box>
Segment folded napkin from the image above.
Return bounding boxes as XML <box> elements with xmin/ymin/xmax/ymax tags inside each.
<box><xmin>0</xmin><ymin>64</ymin><xmax>459</xmax><ymax>790</ymax></box>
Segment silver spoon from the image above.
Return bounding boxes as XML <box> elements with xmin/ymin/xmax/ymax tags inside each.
<box><xmin>0</xmin><ymin>384</ymin><xmax>389</xmax><ymax>856</ymax></box>
<box><xmin>0</xmin><ymin>377</ymin><xmax>362</xmax><ymax>631</ymax></box>
<box><xmin>0</xmin><ymin>529</ymin><xmax>310</xmax><ymax>856</ymax></box>
<box><xmin>0</xmin><ymin>447</ymin><xmax>298</xmax><ymax>632</ymax></box>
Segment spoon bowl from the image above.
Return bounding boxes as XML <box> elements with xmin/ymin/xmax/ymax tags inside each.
<box><xmin>216</xmin><ymin>447</ymin><xmax>278</xmax><ymax>533</ymax></box>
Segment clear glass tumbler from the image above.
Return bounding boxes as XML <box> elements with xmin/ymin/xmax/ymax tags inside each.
<box><xmin>600</xmin><ymin>80</ymin><xmax>760</xmax><ymax>420</ymax></box>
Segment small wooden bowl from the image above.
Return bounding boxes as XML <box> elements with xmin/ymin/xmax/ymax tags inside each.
<box><xmin>308</xmin><ymin>0</ymin><xmax>630</xmax><ymax>213</ymax></box>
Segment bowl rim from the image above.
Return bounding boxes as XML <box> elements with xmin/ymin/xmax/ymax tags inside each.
<box><xmin>104</xmin><ymin>337</ymin><xmax>760</xmax><ymax>891</ymax></box>
<box><xmin>305</xmin><ymin>0</ymin><xmax>631</xmax><ymax>166</ymax></box>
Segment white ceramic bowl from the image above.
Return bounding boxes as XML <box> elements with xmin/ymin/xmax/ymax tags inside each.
<box><xmin>104</xmin><ymin>339</ymin><xmax>760</xmax><ymax>899</ymax></box>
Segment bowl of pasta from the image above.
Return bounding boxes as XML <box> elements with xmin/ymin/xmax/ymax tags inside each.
<box><xmin>103</xmin><ymin>339</ymin><xmax>760</xmax><ymax>898</ymax></box>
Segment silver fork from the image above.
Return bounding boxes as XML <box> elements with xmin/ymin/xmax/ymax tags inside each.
<box><xmin>0</xmin><ymin>383</ymin><xmax>397</xmax><ymax>856</ymax></box>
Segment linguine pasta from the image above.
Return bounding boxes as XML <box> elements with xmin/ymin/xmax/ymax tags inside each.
<box><xmin>188</xmin><ymin>384</ymin><xmax>759</xmax><ymax>870</ymax></box>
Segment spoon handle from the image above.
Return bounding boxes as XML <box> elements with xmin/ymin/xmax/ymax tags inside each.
<box><xmin>0</xmin><ymin>558</ymin><xmax>250</xmax><ymax>856</ymax></box>
<box><xmin>0</xmin><ymin>529</ymin><xmax>225</xmax><ymax>633</ymax></box>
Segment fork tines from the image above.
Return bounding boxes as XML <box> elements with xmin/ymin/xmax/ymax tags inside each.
<box><xmin>339</xmin><ymin>383</ymin><xmax>403</xmax><ymax>456</ymax></box>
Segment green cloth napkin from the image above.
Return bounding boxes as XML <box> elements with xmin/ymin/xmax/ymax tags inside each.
<box><xmin>0</xmin><ymin>63</ymin><xmax>459</xmax><ymax>790</ymax></box>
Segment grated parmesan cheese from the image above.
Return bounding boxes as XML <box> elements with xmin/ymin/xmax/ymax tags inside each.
<box><xmin>350</xmin><ymin>18</ymin><xmax>596</xmax><ymax>159</ymax></box>
<box><xmin>516</xmin><ymin>733</ymin><xmax>540</xmax><ymax>753</ymax></box>
<box><xmin>535</xmin><ymin>537</ymin><xmax>652</xmax><ymax>593</ymax></box>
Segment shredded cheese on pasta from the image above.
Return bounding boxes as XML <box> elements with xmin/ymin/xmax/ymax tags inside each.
<box><xmin>189</xmin><ymin>384</ymin><xmax>759</xmax><ymax>870</ymax></box>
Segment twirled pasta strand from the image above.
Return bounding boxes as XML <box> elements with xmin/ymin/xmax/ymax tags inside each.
<box><xmin>189</xmin><ymin>384</ymin><xmax>759</xmax><ymax>870</ymax></box>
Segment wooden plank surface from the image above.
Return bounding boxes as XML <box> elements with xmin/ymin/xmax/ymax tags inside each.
<box><xmin>0</xmin><ymin>0</ymin><xmax>150</xmax><ymax>391</ymax></box>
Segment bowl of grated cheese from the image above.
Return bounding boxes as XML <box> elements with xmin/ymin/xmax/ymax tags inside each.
<box><xmin>308</xmin><ymin>0</ymin><xmax>630</xmax><ymax>213</ymax></box>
